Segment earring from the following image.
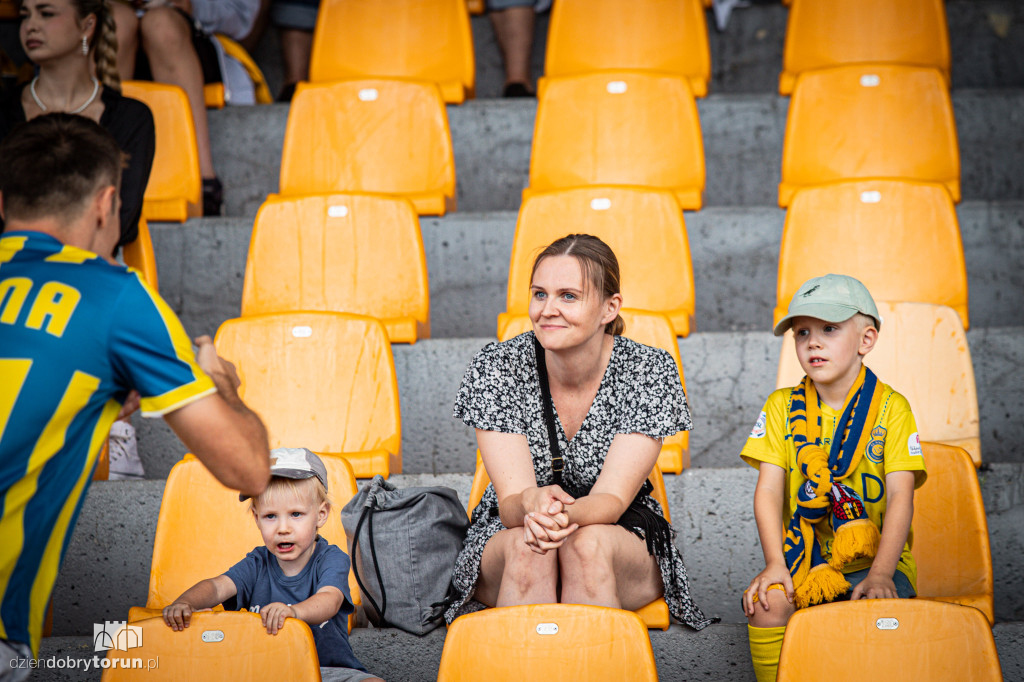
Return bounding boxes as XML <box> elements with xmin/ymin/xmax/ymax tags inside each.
<box><xmin>81</xmin><ymin>36</ymin><xmax>89</xmax><ymax>55</ymax></box>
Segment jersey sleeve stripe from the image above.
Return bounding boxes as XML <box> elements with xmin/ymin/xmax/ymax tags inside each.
<box><xmin>140</xmin><ymin>381</ymin><xmax>217</xmax><ymax>417</ymax></box>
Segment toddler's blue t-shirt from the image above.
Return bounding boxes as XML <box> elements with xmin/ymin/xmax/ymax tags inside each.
<box><xmin>224</xmin><ymin>536</ymin><xmax>365</xmax><ymax>671</ymax></box>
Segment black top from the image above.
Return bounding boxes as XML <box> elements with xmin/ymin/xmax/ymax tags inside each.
<box><xmin>0</xmin><ymin>84</ymin><xmax>155</xmax><ymax>250</ymax></box>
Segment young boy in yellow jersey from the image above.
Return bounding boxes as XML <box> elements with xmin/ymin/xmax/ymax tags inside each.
<box><xmin>740</xmin><ymin>274</ymin><xmax>927</xmax><ymax>682</ymax></box>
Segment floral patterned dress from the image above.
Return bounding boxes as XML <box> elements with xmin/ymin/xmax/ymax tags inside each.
<box><xmin>445</xmin><ymin>332</ymin><xmax>715</xmax><ymax>629</ymax></box>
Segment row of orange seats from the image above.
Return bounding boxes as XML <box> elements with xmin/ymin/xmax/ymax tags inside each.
<box><xmin>100</xmin><ymin>439</ymin><xmax>998</xmax><ymax>679</ymax></box>
<box><xmin>102</xmin><ymin>599</ymin><xmax>1004</xmax><ymax>680</ymax></box>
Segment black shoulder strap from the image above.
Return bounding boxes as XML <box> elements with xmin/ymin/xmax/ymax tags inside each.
<box><xmin>533</xmin><ymin>335</ymin><xmax>564</xmax><ymax>485</ymax></box>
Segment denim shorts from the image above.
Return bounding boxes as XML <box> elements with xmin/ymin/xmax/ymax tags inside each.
<box><xmin>833</xmin><ymin>567</ymin><xmax>917</xmax><ymax>601</ymax></box>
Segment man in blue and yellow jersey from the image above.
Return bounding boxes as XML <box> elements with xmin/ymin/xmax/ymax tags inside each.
<box><xmin>0</xmin><ymin>114</ymin><xmax>271</xmax><ymax>671</ymax></box>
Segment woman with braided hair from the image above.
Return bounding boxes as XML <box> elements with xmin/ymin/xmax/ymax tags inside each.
<box><xmin>1</xmin><ymin>0</ymin><xmax>155</xmax><ymax>253</ymax></box>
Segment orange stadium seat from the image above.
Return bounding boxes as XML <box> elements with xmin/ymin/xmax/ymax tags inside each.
<box><xmin>215</xmin><ymin>312</ymin><xmax>402</xmax><ymax>477</ymax></box>
<box><xmin>241</xmin><ymin>194</ymin><xmax>430</xmax><ymax>343</ymax></box>
<box><xmin>778</xmin><ymin>302</ymin><xmax>981</xmax><ymax>466</ymax></box>
<box><xmin>779</xmin><ymin>0</ymin><xmax>950</xmax><ymax>95</ymax></box>
<box><xmin>775</xmin><ymin>180</ymin><xmax>968</xmax><ymax>328</ymax></box>
<box><xmin>309</xmin><ymin>0</ymin><xmax>474</xmax><ymax>104</ymax></box>
<box><xmin>500</xmin><ymin>309</ymin><xmax>690</xmax><ymax>472</ymax></box>
<box><xmin>121</xmin><ymin>81</ymin><xmax>202</xmax><ymax>222</ymax></box>
<box><xmin>122</xmin><ymin>217</ymin><xmax>159</xmax><ymax>290</ymax></box>
<box><xmin>279</xmin><ymin>79</ymin><xmax>456</xmax><ymax>216</ymax></box>
<box><xmin>127</xmin><ymin>454</ymin><xmax>360</xmax><ymax>627</ymax></box>
<box><xmin>101</xmin><ymin>611</ymin><xmax>321</xmax><ymax>681</ymax></box>
<box><xmin>467</xmin><ymin>454</ymin><xmax>672</xmax><ymax>629</ymax></box>
<box><xmin>438</xmin><ymin>604</ymin><xmax>659</xmax><ymax>681</ymax></box>
<box><xmin>500</xmin><ymin>187</ymin><xmax>696</xmax><ymax>337</ymax></box>
<box><xmin>527</xmin><ymin>71</ymin><xmax>705</xmax><ymax>210</ymax></box>
<box><xmin>776</xmin><ymin>600</ymin><xmax>1001</xmax><ymax>682</ymax></box>
<box><xmin>913</xmin><ymin>443</ymin><xmax>994</xmax><ymax>622</ymax></box>
<box><xmin>778</xmin><ymin>65</ymin><xmax>959</xmax><ymax>207</ymax></box>
<box><xmin>202</xmin><ymin>34</ymin><xmax>273</xmax><ymax>107</ymax></box>
<box><xmin>545</xmin><ymin>0</ymin><xmax>711</xmax><ymax>97</ymax></box>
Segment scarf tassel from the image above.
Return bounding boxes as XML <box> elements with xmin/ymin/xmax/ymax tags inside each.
<box><xmin>794</xmin><ymin>564</ymin><xmax>850</xmax><ymax>609</ymax></box>
<box><xmin>829</xmin><ymin>518</ymin><xmax>881</xmax><ymax>570</ymax></box>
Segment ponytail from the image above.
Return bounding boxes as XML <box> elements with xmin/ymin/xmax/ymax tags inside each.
<box><xmin>92</xmin><ymin>1</ymin><xmax>120</xmax><ymax>91</ymax></box>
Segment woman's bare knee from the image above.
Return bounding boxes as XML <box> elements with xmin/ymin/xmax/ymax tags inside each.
<box><xmin>559</xmin><ymin>526</ymin><xmax>617</xmax><ymax>602</ymax></box>
<box><xmin>478</xmin><ymin>531</ymin><xmax>556</xmax><ymax>607</ymax></box>
<box><xmin>746</xmin><ymin>589</ymin><xmax>795</xmax><ymax>628</ymax></box>
<box><xmin>138</xmin><ymin>8</ymin><xmax>192</xmax><ymax>57</ymax></box>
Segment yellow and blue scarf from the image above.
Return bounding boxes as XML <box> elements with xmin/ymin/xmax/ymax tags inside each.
<box><xmin>784</xmin><ymin>365</ymin><xmax>884</xmax><ymax>608</ymax></box>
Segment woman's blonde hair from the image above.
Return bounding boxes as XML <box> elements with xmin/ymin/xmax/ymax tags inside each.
<box><xmin>530</xmin><ymin>233</ymin><xmax>625</xmax><ymax>336</ymax></box>
<box><xmin>70</xmin><ymin>0</ymin><xmax>120</xmax><ymax>90</ymax></box>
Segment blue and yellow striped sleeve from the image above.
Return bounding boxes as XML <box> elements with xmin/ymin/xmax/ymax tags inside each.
<box><xmin>108</xmin><ymin>274</ymin><xmax>215</xmax><ymax>416</ymax></box>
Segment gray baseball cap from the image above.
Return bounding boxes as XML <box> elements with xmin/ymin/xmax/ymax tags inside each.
<box><xmin>774</xmin><ymin>274</ymin><xmax>881</xmax><ymax>336</ymax></box>
<box><xmin>240</xmin><ymin>447</ymin><xmax>329</xmax><ymax>501</ymax></box>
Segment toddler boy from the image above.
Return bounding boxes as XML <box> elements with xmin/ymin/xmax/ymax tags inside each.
<box><xmin>740</xmin><ymin>275</ymin><xmax>927</xmax><ymax>682</ymax></box>
<box><xmin>163</xmin><ymin>447</ymin><xmax>383</xmax><ymax>681</ymax></box>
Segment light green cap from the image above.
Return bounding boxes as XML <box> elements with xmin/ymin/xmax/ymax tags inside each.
<box><xmin>774</xmin><ymin>274</ymin><xmax>881</xmax><ymax>336</ymax></box>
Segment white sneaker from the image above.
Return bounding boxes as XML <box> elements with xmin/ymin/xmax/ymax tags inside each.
<box><xmin>108</xmin><ymin>420</ymin><xmax>145</xmax><ymax>480</ymax></box>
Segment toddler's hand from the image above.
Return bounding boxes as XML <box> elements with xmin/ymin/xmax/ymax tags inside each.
<box><xmin>163</xmin><ymin>602</ymin><xmax>193</xmax><ymax>631</ymax></box>
<box><xmin>261</xmin><ymin>602</ymin><xmax>297</xmax><ymax>635</ymax></box>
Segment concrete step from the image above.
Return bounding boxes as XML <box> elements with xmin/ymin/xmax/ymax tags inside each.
<box><xmin>50</xmin><ymin>467</ymin><xmax>1024</xmax><ymax>642</ymax></box>
<box><xmin>150</xmin><ymin>201</ymin><xmax>1024</xmax><ymax>339</ymax></box>
<box><xmin>133</xmin><ymin>325</ymin><xmax>1024</xmax><ymax>479</ymax></box>
<box><xmin>208</xmin><ymin>89</ymin><xmax>1024</xmax><ymax>217</ymax></box>
<box><xmin>33</xmin><ymin>620</ymin><xmax>1024</xmax><ymax>682</ymax></box>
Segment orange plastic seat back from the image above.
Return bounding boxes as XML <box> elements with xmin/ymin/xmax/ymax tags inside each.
<box><xmin>279</xmin><ymin>80</ymin><xmax>456</xmax><ymax>216</ymax></box>
<box><xmin>499</xmin><ymin>309</ymin><xmax>690</xmax><ymax>472</ymax></box>
<box><xmin>776</xmin><ymin>180</ymin><xmax>968</xmax><ymax>328</ymax></box>
<box><xmin>776</xmin><ymin>600</ymin><xmax>1001</xmax><ymax>681</ymax></box>
<box><xmin>913</xmin><ymin>443</ymin><xmax>993</xmax><ymax>622</ymax></box>
<box><xmin>528</xmin><ymin>72</ymin><xmax>705</xmax><ymax>210</ymax></box>
<box><xmin>100</xmin><ymin>612</ymin><xmax>321</xmax><ymax>681</ymax></box>
<box><xmin>778</xmin><ymin>302</ymin><xmax>980</xmax><ymax>466</ymax></box>
<box><xmin>215</xmin><ymin>312</ymin><xmax>402</xmax><ymax>477</ymax></box>
<box><xmin>309</xmin><ymin>0</ymin><xmax>474</xmax><ymax>104</ymax></box>
<box><xmin>778</xmin><ymin>66</ymin><xmax>959</xmax><ymax>207</ymax></box>
<box><xmin>242</xmin><ymin>194</ymin><xmax>430</xmax><ymax>343</ymax></box>
<box><xmin>780</xmin><ymin>0</ymin><xmax>950</xmax><ymax>94</ymax></box>
<box><xmin>545</xmin><ymin>0</ymin><xmax>711</xmax><ymax>97</ymax></box>
<box><xmin>142</xmin><ymin>454</ymin><xmax>358</xmax><ymax>614</ymax></box>
<box><xmin>122</xmin><ymin>217</ymin><xmax>159</xmax><ymax>290</ymax></box>
<box><xmin>438</xmin><ymin>604</ymin><xmax>659</xmax><ymax>681</ymax></box>
<box><xmin>502</xmin><ymin>187</ymin><xmax>696</xmax><ymax>337</ymax></box>
<box><xmin>121</xmin><ymin>81</ymin><xmax>202</xmax><ymax>222</ymax></box>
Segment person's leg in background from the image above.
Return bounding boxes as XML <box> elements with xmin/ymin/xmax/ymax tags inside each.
<box><xmin>489</xmin><ymin>0</ymin><xmax>535</xmax><ymax>97</ymax></box>
<box><xmin>111</xmin><ymin>2</ymin><xmax>222</xmax><ymax>215</ymax></box>
<box><xmin>270</xmin><ymin>0</ymin><xmax>318</xmax><ymax>101</ymax></box>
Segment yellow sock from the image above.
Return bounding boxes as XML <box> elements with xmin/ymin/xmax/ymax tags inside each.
<box><xmin>748</xmin><ymin>624</ymin><xmax>786</xmax><ymax>682</ymax></box>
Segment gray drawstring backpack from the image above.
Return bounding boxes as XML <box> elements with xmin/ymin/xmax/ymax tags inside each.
<box><xmin>341</xmin><ymin>475</ymin><xmax>469</xmax><ymax>635</ymax></box>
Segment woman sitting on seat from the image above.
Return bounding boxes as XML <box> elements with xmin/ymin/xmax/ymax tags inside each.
<box><xmin>445</xmin><ymin>233</ymin><xmax>715</xmax><ymax>630</ymax></box>
<box><xmin>2</xmin><ymin>0</ymin><xmax>154</xmax><ymax>252</ymax></box>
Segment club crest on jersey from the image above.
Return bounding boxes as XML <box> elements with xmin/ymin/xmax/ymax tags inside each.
<box><xmin>866</xmin><ymin>426</ymin><xmax>887</xmax><ymax>464</ymax></box>
<box><xmin>750</xmin><ymin>411</ymin><xmax>767</xmax><ymax>439</ymax></box>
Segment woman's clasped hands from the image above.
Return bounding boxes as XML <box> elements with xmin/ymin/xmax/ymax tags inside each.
<box><xmin>521</xmin><ymin>485</ymin><xmax>579</xmax><ymax>554</ymax></box>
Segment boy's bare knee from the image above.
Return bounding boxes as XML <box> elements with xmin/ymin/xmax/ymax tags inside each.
<box><xmin>746</xmin><ymin>589</ymin><xmax>795</xmax><ymax>628</ymax></box>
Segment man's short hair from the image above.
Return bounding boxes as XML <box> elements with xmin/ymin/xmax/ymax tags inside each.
<box><xmin>0</xmin><ymin>113</ymin><xmax>123</xmax><ymax>223</ymax></box>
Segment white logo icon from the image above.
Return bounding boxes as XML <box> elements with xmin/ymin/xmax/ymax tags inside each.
<box><xmin>94</xmin><ymin>621</ymin><xmax>143</xmax><ymax>652</ymax></box>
